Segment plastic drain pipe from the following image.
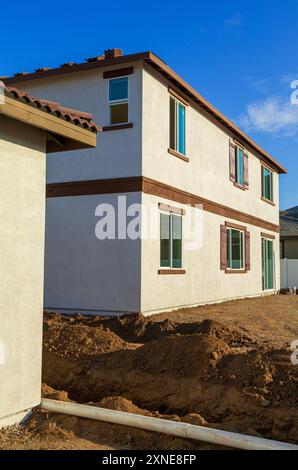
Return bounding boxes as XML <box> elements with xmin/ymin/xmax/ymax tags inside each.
<box><xmin>40</xmin><ymin>399</ymin><xmax>298</xmax><ymax>451</ymax></box>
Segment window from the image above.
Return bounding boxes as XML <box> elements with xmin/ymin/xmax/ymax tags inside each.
<box><xmin>235</xmin><ymin>146</ymin><xmax>244</xmax><ymax>186</ymax></box>
<box><xmin>109</xmin><ymin>77</ymin><xmax>128</xmax><ymax>125</ymax></box>
<box><xmin>262</xmin><ymin>238</ymin><xmax>274</xmax><ymax>290</ymax></box>
<box><xmin>229</xmin><ymin>141</ymin><xmax>249</xmax><ymax>189</ymax></box>
<box><xmin>262</xmin><ymin>166</ymin><xmax>273</xmax><ymax>202</ymax></box>
<box><xmin>227</xmin><ymin>228</ymin><xmax>245</xmax><ymax>270</ymax></box>
<box><xmin>169</xmin><ymin>96</ymin><xmax>186</xmax><ymax>155</ymax></box>
<box><xmin>160</xmin><ymin>212</ymin><xmax>182</xmax><ymax>268</ymax></box>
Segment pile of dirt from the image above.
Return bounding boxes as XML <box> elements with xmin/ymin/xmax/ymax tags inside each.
<box><xmin>44</xmin><ymin>314</ymin><xmax>138</xmax><ymax>359</ymax></box>
<box><xmin>41</xmin><ymin>312</ymin><xmax>297</xmax><ymax>444</ymax></box>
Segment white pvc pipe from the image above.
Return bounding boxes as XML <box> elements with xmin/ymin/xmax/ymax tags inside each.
<box><xmin>41</xmin><ymin>398</ymin><xmax>298</xmax><ymax>451</ymax></box>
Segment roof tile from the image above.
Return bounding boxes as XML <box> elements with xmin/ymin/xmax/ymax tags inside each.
<box><xmin>1</xmin><ymin>84</ymin><xmax>100</xmax><ymax>133</ymax></box>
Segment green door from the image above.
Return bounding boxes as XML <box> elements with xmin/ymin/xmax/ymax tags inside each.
<box><xmin>262</xmin><ymin>238</ymin><xmax>274</xmax><ymax>290</ymax></box>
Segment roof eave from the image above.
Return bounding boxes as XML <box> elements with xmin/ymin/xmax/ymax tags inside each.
<box><xmin>0</xmin><ymin>95</ymin><xmax>98</xmax><ymax>151</ymax></box>
<box><xmin>3</xmin><ymin>50</ymin><xmax>286</xmax><ymax>173</ymax></box>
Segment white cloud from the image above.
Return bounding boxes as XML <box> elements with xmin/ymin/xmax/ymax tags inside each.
<box><xmin>239</xmin><ymin>96</ymin><xmax>298</xmax><ymax>136</ymax></box>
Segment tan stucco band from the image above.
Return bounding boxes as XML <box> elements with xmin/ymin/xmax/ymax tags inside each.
<box><xmin>46</xmin><ymin>176</ymin><xmax>280</xmax><ymax>233</ymax></box>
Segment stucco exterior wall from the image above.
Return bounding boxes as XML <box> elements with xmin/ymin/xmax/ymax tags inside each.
<box><xmin>45</xmin><ymin>193</ymin><xmax>142</xmax><ymax>313</ymax></box>
<box><xmin>17</xmin><ymin>64</ymin><xmax>143</xmax><ymax>184</ymax></box>
<box><xmin>140</xmin><ymin>192</ymin><xmax>280</xmax><ymax>314</ymax></box>
<box><xmin>142</xmin><ymin>65</ymin><xmax>279</xmax><ymax>227</ymax></box>
<box><xmin>0</xmin><ymin>116</ymin><xmax>45</xmax><ymax>425</ymax></box>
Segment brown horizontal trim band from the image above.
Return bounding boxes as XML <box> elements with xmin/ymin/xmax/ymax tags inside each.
<box><xmin>142</xmin><ymin>177</ymin><xmax>280</xmax><ymax>233</ymax></box>
<box><xmin>3</xmin><ymin>51</ymin><xmax>286</xmax><ymax>174</ymax></box>
<box><xmin>47</xmin><ymin>176</ymin><xmax>142</xmax><ymax>198</ymax></box>
<box><xmin>168</xmin><ymin>147</ymin><xmax>189</xmax><ymax>162</ymax></box>
<box><xmin>46</xmin><ymin>176</ymin><xmax>280</xmax><ymax>233</ymax></box>
<box><xmin>261</xmin><ymin>196</ymin><xmax>275</xmax><ymax>207</ymax></box>
<box><xmin>261</xmin><ymin>232</ymin><xmax>276</xmax><ymax>240</ymax></box>
<box><xmin>103</xmin><ymin>67</ymin><xmax>134</xmax><ymax>79</ymax></box>
<box><xmin>225</xmin><ymin>269</ymin><xmax>247</xmax><ymax>274</ymax></box>
<box><xmin>158</xmin><ymin>269</ymin><xmax>186</xmax><ymax>275</ymax></box>
<box><xmin>159</xmin><ymin>202</ymin><xmax>185</xmax><ymax>215</ymax></box>
<box><xmin>168</xmin><ymin>87</ymin><xmax>189</xmax><ymax>106</ymax></box>
<box><xmin>102</xmin><ymin>123</ymin><xmax>133</xmax><ymax>131</ymax></box>
<box><xmin>225</xmin><ymin>221</ymin><xmax>247</xmax><ymax>231</ymax></box>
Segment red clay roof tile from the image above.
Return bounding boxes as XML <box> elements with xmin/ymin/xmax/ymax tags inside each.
<box><xmin>1</xmin><ymin>83</ymin><xmax>100</xmax><ymax>133</ymax></box>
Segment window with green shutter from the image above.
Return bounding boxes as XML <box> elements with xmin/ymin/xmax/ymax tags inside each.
<box><xmin>262</xmin><ymin>166</ymin><xmax>274</xmax><ymax>202</ymax></box>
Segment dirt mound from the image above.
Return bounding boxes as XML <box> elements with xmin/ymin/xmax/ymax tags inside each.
<box><xmin>43</xmin><ymin>317</ymin><xmax>138</xmax><ymax>359</ymax></box>
<box><xmin>42</xmin><ymin>312</ymin><xmax>298</xmax><ymax>444</ymax></box>
<box><xmin>41</xmin><ymin>383</ymin><xmax>71</xmax><ymax>402</ymax></box>
<box><xmin>193</xmin><ymin>319</ymin><xmax>255</xmax><ymax>348</ymax></box>
<box><xmin>97</xmin><ymin>396</ymin><xmax>146</xmax><ymax>415</ymax></box>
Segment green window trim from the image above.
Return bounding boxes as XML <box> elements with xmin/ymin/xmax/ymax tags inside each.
<box><xmin>226</xmin><ymin>228</ymin><xmax>245</xmax><ymax>270</ymax></box>
<box><xmin>262</xmin><ymin>166</ymin><xmax>274</xmax><ymax>202</ymax></box>
<box><xmin>262</xmin><ymin>238</ymin><xmax>274</xmax><ymax>290</ymax></box>
<box><xmin>160</xmin><ymin>212</ymin><xmax>183</xmax><ymax>269</ymax></box>
<box><xmin>169</xmin><ymin>96</ymin><xmax>186</xmax><ymax>155</ymax></box>
<box><xmin>235</xmin><ymin>145</ymin><xmax>244</xmax><ymax>186</ymax></box>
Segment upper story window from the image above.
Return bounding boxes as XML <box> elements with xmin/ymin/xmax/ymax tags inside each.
<box><xmin>229</xmin><ymin>141</ymin><xmax>249</xmax><ymax>189</ymax></box>
<box><xmin>169</xmin><ymin>96</ymin><xmax>186</xmax><ymax>156</ymax></box>
<box><xmin>109</xmin><ymin>77</ymin><xmax>128</xmax><ymax>125</ymax></box>
<box><xmin>261</xmin><ymin>165</ymin><xmax>274</xmax><ymax>203</ymax></box>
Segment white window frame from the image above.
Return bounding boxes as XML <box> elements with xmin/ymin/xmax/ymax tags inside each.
<box><xmin>226</xmin><ymin>227</ymin><xmax>245</xmax><ymax>271</ymax></box>
<box><xmin>159</xmin><ymin>210</ymin><xmax>183</xmax><ymax>269</ymax></box>
<box><xmin>170</xmin><ymin>96</ymin><xmax>186</xmax><ymax>155</ymax></box>
<box><xmin>108</xmin><ymin>76</ymin><xmax>129</xmax><ymax>125</ymax></box>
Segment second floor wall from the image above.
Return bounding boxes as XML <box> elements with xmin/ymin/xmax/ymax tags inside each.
<box><xmin>18</xmin><ymin>63</ymin><xmax>143</xmax><ymax>183</ymax></box>
<box><xmin>142</xmin><ymin>64</ymin><xmax>280</xmax><ymax>226</ymax></box>
<box><xmin>18</xmin><ymin>60</ymin><xmax>280</xmax><ymax>226</ymax></box>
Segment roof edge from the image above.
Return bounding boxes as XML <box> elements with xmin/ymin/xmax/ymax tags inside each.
<box><xmin>2</xmin><ymin>51</ymin><xmax>286</xmax><ymax>173</ymax></box>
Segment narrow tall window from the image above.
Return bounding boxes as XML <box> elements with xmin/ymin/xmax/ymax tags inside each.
<box><xmin>109</xmin><ymin>77</ymin><xmax>128</xmax><ymax>125</ymax></box>
<box><xmin>169</xmin><ymin>96</ymin><xmax>186</xmax><ymax>155</ymax></box>
<box><xmin>227</xmin><ymin>228</ymin><xmax>245</xmax><ymax>270</ymax></box>
<box><xmin>262</xmin><ymin>166</ymin><xmax>274</xmax><ymax>202</ymax></box>
<box><xmin>160</xmin><ymin>212</ymin><xmax>182</xmax><ymax>268</ymax></box>
<box><xmin>235</xmin><ymin>146</ymin><xmax>244</xmax><ymax>186</ymax></box>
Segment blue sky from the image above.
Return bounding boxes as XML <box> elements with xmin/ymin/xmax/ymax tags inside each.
<box><xmin>1</xmin><ymin>0</ymin><xmax>298</xmax><ymax>209</ymax></box>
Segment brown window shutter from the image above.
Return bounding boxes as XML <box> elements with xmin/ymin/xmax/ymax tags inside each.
<box><xmin>220</xmin><ymin>225</ymin><xmax>228</xmax><ymax>270</ymax></box>
<box><xmin>229</xmin><ymin>141</ymin><xmax>236</xmax><ymax>182</ymax></box>
<box><xmin>245</xmin><ymin>231</ymin><xmax>251</xmax><ymax>270</ymax></box>
<box><xmin>243</xmin><ymin>152</ymin><xmax>249</xmax><ymax>189</ymax></box>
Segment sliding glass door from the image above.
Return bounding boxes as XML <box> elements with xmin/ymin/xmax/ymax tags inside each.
<box><xmin>262</xmin><ymin>238</ymin><xmax>274</xmax><ymax>291</ymax></box>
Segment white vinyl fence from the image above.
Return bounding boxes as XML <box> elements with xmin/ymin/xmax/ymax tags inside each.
<box><xmin>280</xmin><ymin>258</ymin><xmax>298</xmax><ymax>289</ymax></box>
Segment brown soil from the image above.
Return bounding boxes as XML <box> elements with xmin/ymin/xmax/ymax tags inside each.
<box><xmin>1</xmin><ymin>296</ymin><xmax>297</xmax><ymax>450</ymax></box>
<box><xmin>153</xmin><ymin>295</ymin><xmax>298</xmax><ymax>348</ymax></box>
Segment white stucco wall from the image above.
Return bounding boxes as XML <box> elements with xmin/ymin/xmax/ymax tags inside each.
<box><xmin>17</xmin><ymin>63</ymin><xmax>143</xmax><ymax>183</ymax></box>
<box><xmin>140</xmin><ymin>192</ymin><xmax>280</xmax><ymax>314</ymax></box>
<box><xmin>45</xmin><ymin>193</ymin><xmax>142</xmax><ymax>313</ymax></box>
<box><xmin>0</xmin><ymin>116</ymin><xmax>45</xmax><ymax>425</ymax></box>
<box><xmin>142</xmin><ymin>65</ymin><xmax>280</xmax><ymax>227</ymax></box>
